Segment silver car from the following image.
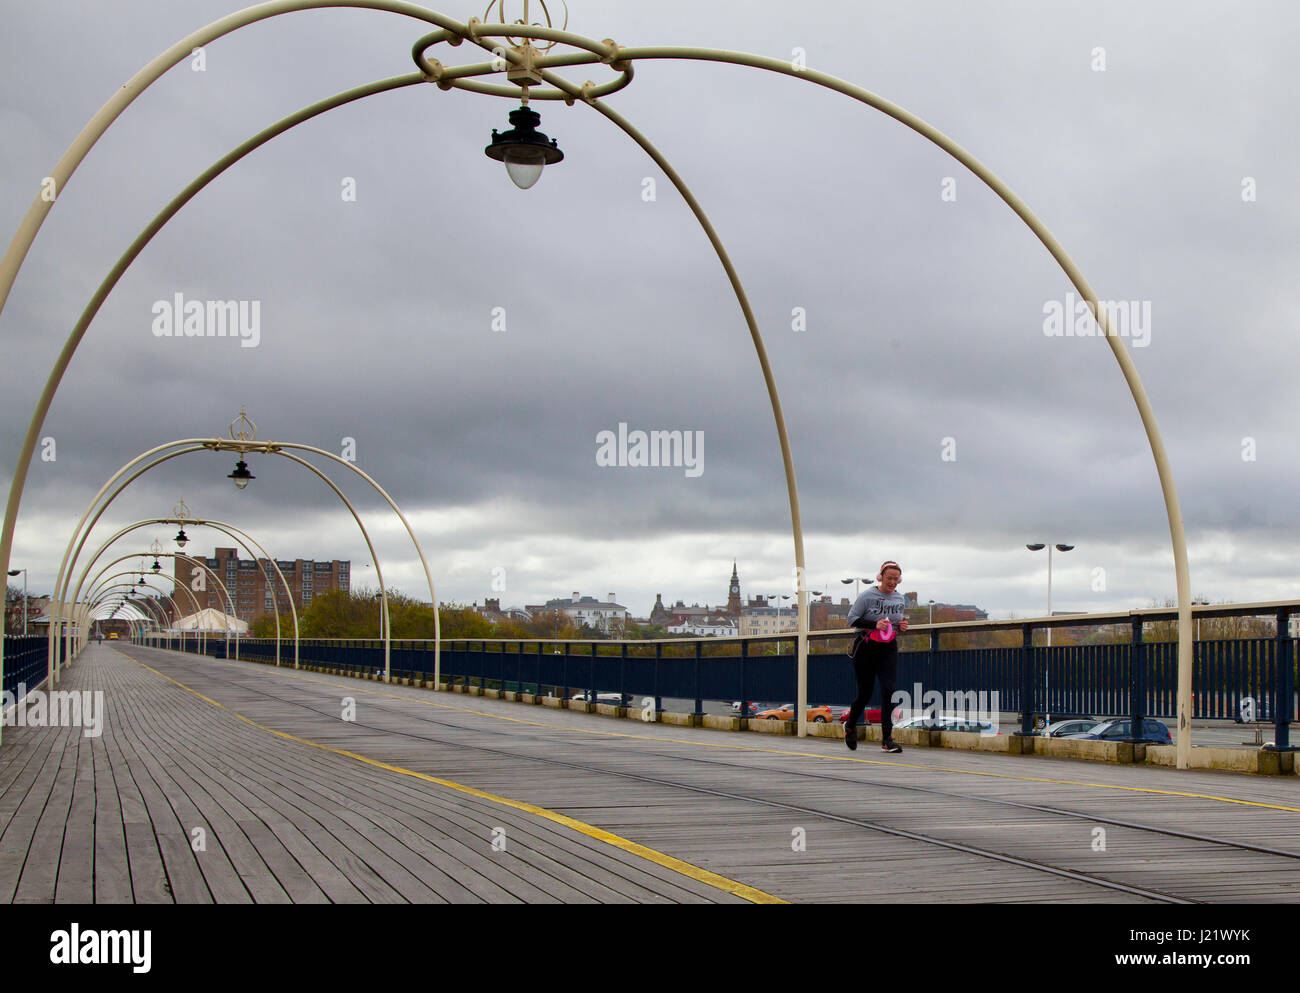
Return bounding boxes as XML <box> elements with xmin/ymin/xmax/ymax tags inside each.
<box><xmin>1040</xmin><ymin>718</ymin><xmax>1102</xmax><ymax>738</ymax></box>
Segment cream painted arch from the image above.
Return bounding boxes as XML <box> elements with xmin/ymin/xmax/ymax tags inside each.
<box><xmin>0</xmin><ymin>3</ymin><xmax>1191</xmax><ymax>763</ymax></box>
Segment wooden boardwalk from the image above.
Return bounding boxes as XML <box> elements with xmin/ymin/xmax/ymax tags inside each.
<box><xmin>3</xmin><ymin>643</ymin><xmax>1299</xmax><ymax>904</ymax></box>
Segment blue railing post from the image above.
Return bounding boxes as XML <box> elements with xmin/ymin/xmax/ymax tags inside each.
<box><xmin>589</xmin><ymin>643</ymin><xmax>597</xmax><ymax>702</ymax></box>
<box><xmin>654</xmin><ymin>642</ymin><xmax>662</xmax><ymax>715</ymax></box>
<box><xmin>1017</xmin><ymin>623</ymin><xmax>1035</xmax><ymax>736</ymax></box>
<box><xmin>1270</xmin><ymin>608</ymin><xmax>1295</xmax><ymax>752</ymax></box>
<box><xmin>561</xmin><ymin>642</ymin><xmax>569</xmax><ymax>701</ymax></box>
<box><xmin>928</xmin><ymin>625</ymin><xmax>940</xmax><ymax>699</ymax></box>
<box><xmin>739</xmin><ymin>637</ymin><xmax>749</xmax><ymax>721</ymax></box>
<box><xmin>619</xmin><ymin>642</ymin><xmax>627</xmax><ymax>705</ymax></box>
<box><xmin>1128</xmin><ymin>615</ymin><xmax>1146</xmax><ymax>741</ymax></box>
<box><xmin>693</xmin><ymin>640</ymin><xmax>703</xmax><ymax>718</ymax></box>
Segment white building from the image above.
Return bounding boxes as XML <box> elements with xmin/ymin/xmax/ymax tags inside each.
<box><xmin>538</xmin><ymin>592</ymin><xmax>630</xmax><ymax>633</ymax></box>
<box><xmin>667</xmin><ymin>616</ymin><xmax>738</xmax><ymax>637</ymax></box>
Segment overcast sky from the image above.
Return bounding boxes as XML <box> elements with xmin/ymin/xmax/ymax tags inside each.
<box><xmin>2</xmin><ymin>0</ymin><xmax>1297</xmax><ymax>624</ymax></box>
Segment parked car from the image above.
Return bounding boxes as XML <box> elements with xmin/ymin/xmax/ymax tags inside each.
<box><xmin>1040</xmin><ymin>718</ymin><xmax>1101</xmax><ymax>738</ymax></box>
<box><xmin>893</xmin><ymin>715</ymin><xmax>1001</xmax><ymax>735</ymax></box>
<box><xmin>756</xmin><ymin>703</ymin><xmax>833</xmax><ymax>723</ymax></box>
<box><xmin>1063</xmin><ymin>718</ymin><xmax>1172</xmax><ymax>744</ymax></box>
<box><xmin>570</xmin><ymin>691</ymin><xmax>633</xmax><ymax>705</ymax></box>
<box><xmin>731</xmin><ymin>701</ymin><xmax>764</xmax><ymax>717</ymax></box>
<box><xmin>836</xmin><ymin>705</ymin><xmax>897</xmax><ymax>725</ymax></box>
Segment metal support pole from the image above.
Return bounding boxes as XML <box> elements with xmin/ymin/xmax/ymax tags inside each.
<box><xmin>1129</xmin><ymin>615</ymin><xmax>1146</xmax><ymax>742</ymax></box>
<box><xmin>1017</xmin><ymin>623</ymin><xmax>1035</xmax><ymax>737</ymax></box>
<box><xmin>1269</xmin><ymin>608</ymin><xmax>1295</xmax><ymax>753</ymax></box>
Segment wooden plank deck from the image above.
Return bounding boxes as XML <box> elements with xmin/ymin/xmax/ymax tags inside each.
<box><xmin>2</xmin><ymin>642</ymin><xmax>1299</xmax><ymax>903</ymax></box>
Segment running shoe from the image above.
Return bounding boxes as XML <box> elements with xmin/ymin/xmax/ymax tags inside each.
<box><xmin>881</xmin><ymin>739</ymin><xmax>902</xmax><ymax>753</ymax></box>
<box><xmin>844</xmin><ymin>725</ymin><xmax>858</xmax><ymax>751</ymax></box>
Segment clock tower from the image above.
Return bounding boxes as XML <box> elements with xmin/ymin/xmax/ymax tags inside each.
<box><xmin>726</xmin><ymin>562</ymin><xmax>742</xmax><ymax>618</ymax></box>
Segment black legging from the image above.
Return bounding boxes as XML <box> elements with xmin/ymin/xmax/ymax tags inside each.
<box><xmin>847</xmin><ymin>640</ymin><xmax>898</xmax><ymax>741</ymax></box>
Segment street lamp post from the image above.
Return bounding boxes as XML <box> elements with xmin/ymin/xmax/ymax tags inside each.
<box><xmin>928</xmin><ymin>599</ymin><xmax>935</xmax><ymax>625</ymax></box>
<box><xmin>1027</xmin><ymin>542</ymin><xmax>1074</xmax><ymax>726</ymax></box>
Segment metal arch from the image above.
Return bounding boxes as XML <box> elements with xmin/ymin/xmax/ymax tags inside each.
<box><xmin>81</xmin><ymin>553</ymin><xmax>239</xmax><ymax>658</ymax></box>
<box><xmin>570</xmin><ymin>45</ymin><xmax>1193</xmax><ymax>767</ymax></box>
<box><xmin>50</xmin><ymin>443</ymin><xmax>396</xmax><ymax>679</ymax></box>
<box><xmin>94</xmin><ymin>587</ymin><xmax>171</xmax><ymax>642</ymax></box>
<box><xmin>48</xmin><ymin>437</ymin><xmax>427</xmax><ymax>685</ymax></box>
<box><xmin>0</xmin><ymin>0</ymin><xmax>468</xmax><ymax>741</ymax></box>
<box><xmin>88</xmin><ymin>578</ymin><xmax>192</xmax><ymax>649</ymax></box>
<box><xmin>86</xmin><ymin>577</ymin><xmax>197</xmax><ymax>642</ymax></box>
<box><xmin>86</xmin><ymin>569</ymin><xmax>208</xmax><ymax>634</ymax></box>
<box><xmin>48</xmin><ymin>448</ymin><xmax>302</xmax><ymax>674</ymax></box>
<box><xmin>1</xmin><ymin>21</ymin><xmax>783</xmax><ymax>724</ymax></box>
<box><xmin>61</xmin><ymin>514</ymin><xmax>298</xmax><ymax>674</ymax></box>
<box><xmin>61</xmin><ymin>514</ymin><xmax>279</xmax><ymax>669</ymax></box>
<box><xmin>0</xmin><ymin>5</ymin><xmax>1192</xmax><ymax>764</ymax></box>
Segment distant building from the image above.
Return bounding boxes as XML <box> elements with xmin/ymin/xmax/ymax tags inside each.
<box><xmin>173</xmin><ymin>547</ymin><xmax>349</xmax><ymax>623</ymax></box>
<box><xmin>725</xmin><ymin>562</ymin><xmax>742</xmax><ymax>618</ymax></box>
<box><xmin>740</xmin><ymin>595</ymin><xmax>803</xmax><ymax>637</ymax></box>
<box><xmin>650</xmin><ymin>562</ymin><xmax>744</xmax><ymax>626</ymax></box>
<box><xmin>526</xmin><ymin>592</ymin><xmax>629</xmax><ymax>634</ymax></box>
<box><xmin>471</xmin><ymin>598</ymin><xmax>532</xmax><ymax>623</ymax></box>
<box><xmin>667</xmin><ymin>615</ymin><xmax>738</xmax><ymax>637</ymax></box>
<box><xmin>810</xmin><ymin>596</ymin><xmax>853</xmax><ymax>631</ymax></box>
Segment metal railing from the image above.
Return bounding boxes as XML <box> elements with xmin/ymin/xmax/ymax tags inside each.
<box><xmin>3</xmin><ymin>635</ymin><xmax>49</xmax><ymax>699</ymax></box>
<box><xmin>163</xmin><ymin>599</ymin><xmax>1300</xmax><ymax>750</ymax></box>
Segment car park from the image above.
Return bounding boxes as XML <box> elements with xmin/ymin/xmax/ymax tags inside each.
<box><xmin>1063</xmin><ymin>718</ymin><xmax>1172</xmax><ymax>744</ymax></box>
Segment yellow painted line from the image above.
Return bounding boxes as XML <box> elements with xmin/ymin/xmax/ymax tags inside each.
<box><xmin>213</xmin><ymin>656</ymin><xmax>1300</xmax><ymax>815</ymax></box>
<box><xmin>117</xmin><ymin>650</ymin><xmax>784</xmax><ymax>905</ymax></box>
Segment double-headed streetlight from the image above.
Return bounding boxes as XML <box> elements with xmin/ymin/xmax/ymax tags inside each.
<box><xmin>1027</xmin><ymin>541</ymin><xmax>1074</xmax><ymax>727</ymax></box>
<box><xmin>841</xmin><ymin>577</ymin><xmax>872</xmax><ymax>600</ymax></box>
<box><xmin>1026</xmin><ymin>543</ymin><xmax>1074</xmax><ymax>647</ymax></box>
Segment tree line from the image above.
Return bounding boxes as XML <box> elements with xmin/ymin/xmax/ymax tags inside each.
<box><xmin>243</xmin><ymin>589</ymin><xmax>1279</xmax><ymax>652</ymax></box>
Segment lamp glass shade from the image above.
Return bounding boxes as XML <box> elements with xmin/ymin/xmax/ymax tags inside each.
<box><xmin>503</xmin><ymin>146</ymin><xmax>547</xmax><ymax>190</ymax></box>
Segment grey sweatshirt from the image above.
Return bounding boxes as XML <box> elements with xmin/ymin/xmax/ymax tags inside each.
<box><xmin>847</xmin><ymin>586</ymin><xmax>907</xmax><ymax>629</ymax></box>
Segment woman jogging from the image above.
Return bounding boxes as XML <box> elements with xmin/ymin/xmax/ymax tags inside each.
<box><xmin>845</xmin><ymin>560</ymin><xmax>909</xmax><ymax>753</ymax></box>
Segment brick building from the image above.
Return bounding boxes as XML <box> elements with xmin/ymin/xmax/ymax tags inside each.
<box><xmin>173</xmin><ymin>547</ymin><xmax>349</xmax><ymax>623</ymax></box>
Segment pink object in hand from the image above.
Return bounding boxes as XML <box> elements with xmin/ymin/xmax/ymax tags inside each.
<box><xmin>868</xmin><ymin>620</ymin><xmax>895</xmax><ymax>643</ymax></box>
